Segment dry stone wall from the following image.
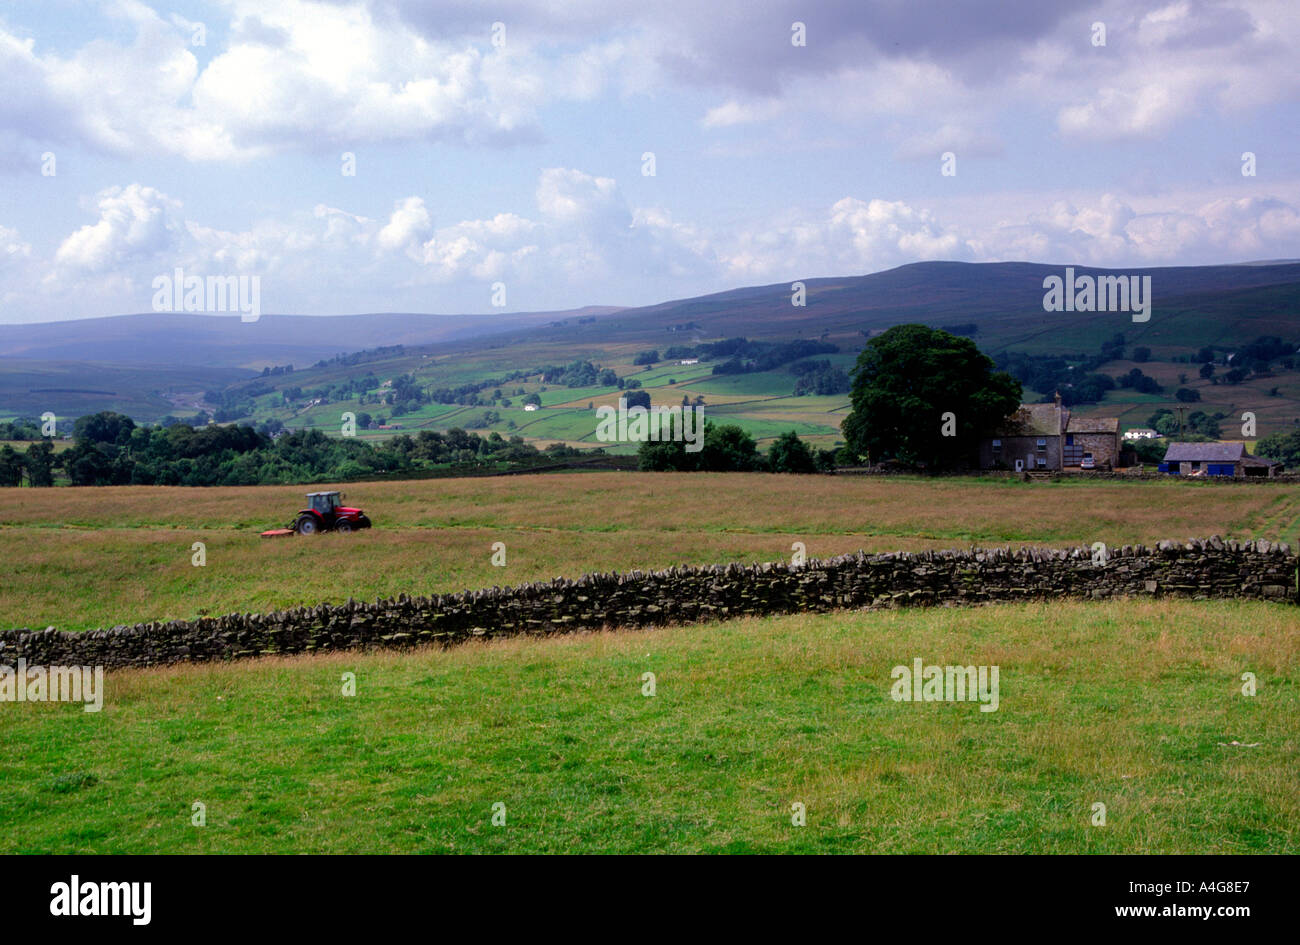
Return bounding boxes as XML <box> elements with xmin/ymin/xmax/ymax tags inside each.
<box><xmin>2</xmin><ymin>537</ymin><xmax>1295</xmax><ymax>672</ymax></box>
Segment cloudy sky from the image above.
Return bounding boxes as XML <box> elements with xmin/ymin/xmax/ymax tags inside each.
<box><xmin>0</xmin><ymin>0</ymin><xmax>1297</xmax><ymax>322</ymax></box>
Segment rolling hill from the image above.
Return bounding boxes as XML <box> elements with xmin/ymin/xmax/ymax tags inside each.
<box><xmin>0</xmin><ymin>306</ymin><xmax>620</xmax><ymax>369</ymax></box>
<box><xmin>491</xmin><ymin>259</ymin><xmax>1300</xmax><ymax>353</ymax></box>
<box><xmin>2</xmin><ymin>261</ymin><xmax>1297</xmax><ymax>444</ymax></box>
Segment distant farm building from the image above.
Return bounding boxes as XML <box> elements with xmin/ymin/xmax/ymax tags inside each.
<box><xmin>979</xmin><ymin>394</ymin><xmax>1120</xmax><ymax>472</ymax></box>
<box><xmin>1123</xmin><ymin>428</ymin><xmax>1160</xmax><ymax>440</ymax></box>
<box><xmin>1158</xmin><ymin>442</ymin><xmax>1279</xmax><ymax>478</ymax></box>
<box><xmin>679</xmin><ymin>359</ymin><xmax>699</xmax><ymax>365</ymax></box>
<box><xmin>523</xmin><ymin>403</ymin><xmax>539</xmax><ymax>412</ymax></box>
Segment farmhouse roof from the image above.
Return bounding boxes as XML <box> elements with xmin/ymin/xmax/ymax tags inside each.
<box><xmin>1066</xmin><ymin>415</ymin><xmax>1119</xmax><ymax>433</ymax></box>
<box><xmin>994</xmin><ymin>403</ymin><xmax>1062</xmax><ymax>437</ymax></box>
<box><xmin>1162</xmin><ymin>441</ymin><xmax>1246</xmax><ymax>462</ymax></box>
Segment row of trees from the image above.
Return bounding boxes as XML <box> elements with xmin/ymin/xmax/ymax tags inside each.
<box><xmin>638</xmin><ymin>424</ymin><xmax>836</xmax><ymax>473</ymax></box>
<box><xmin>0</xmin><ymin>412</ymin><xmax>583</xmax><ymax>487</ymax></box>
<box><xmin>790</xmin><ymin>358</ymin><xmax>851</xmax><ymax>395</ymax></box>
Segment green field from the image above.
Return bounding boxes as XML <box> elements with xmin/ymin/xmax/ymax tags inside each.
<box><xmin>3</xmin><ymin>473</ymin><xmax>1299</xmax><ymax>633</ymax></box>
<box><xmin>3</xmin><ymin>472</ymin><xmax>1298</xmax><ymax>854</ymax></box>
<box><xmin>1</xmin><ymin>599</ymin><xmax>1295</xmax><ymax>853</ymax></box>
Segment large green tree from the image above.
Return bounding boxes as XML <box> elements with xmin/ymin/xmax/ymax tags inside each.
<box><xmin>1256</xmin><ymin>430</ymin><xmax>1300</xmax><ymax>469</ymax></box>
<box><xmin>637</xmin><ymin>420</ymin><xmax>762</xmax><ymax>472</ymax></box>
<box><xmin>73</xmin><ymin>411</ymin><xmax>136</xmax><ymax>445</ymax></box>
<box><xmin>0</xmin><ymin>445</ymin><xmax>22</xmax><ymax>486</ymax></box>
<box><xmin>841</xmin><ymin>324</ymin><xmax>1021</xmax><ymax>469</ymax></box>
<box><xmin>767</xmin><ymin>430</ymin><xmax>817</xmax><ymax>473</ymax></box>
<box><xmin>23</xmin><ymin>440</ymin><xmax>56</xmax><ymax>486</ymax></box>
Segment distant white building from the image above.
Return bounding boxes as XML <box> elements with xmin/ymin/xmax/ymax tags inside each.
<box><xmin>1123</xmin><ymin>428</ymin><xmax>1161</xmax><ymax>440</ymax></box>
<box><xmin>679</xmin><ymin>359</ymin><xmax>699</xmax><ymax>365</ymax></box>
<box><xmin>523</xmin><ymin>403</ymin><xmax>539</xmax><ymax>412</ymax></box>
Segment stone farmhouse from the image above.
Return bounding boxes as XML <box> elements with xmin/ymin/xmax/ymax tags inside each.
<box><xmin>979</xmin><ymin>393</ymin><xmax>1121</xmax><ymax>472</ymax></box>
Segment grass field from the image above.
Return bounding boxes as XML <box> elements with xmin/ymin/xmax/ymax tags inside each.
<box><xmin>4</xmin><ymin>474</ymin><xmax>1300</xmax><ymax>632</ymax></box>
<box><xmin>1</xmin><ymin>599</ymin><xmax>1295</xmax><ymax>853</ymax></box>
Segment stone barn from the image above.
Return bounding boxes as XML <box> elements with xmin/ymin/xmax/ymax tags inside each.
<box><xmin>1159</xmin><ymin>441</ymin><xmax>1281</xmax><ymax>477</ymax></box>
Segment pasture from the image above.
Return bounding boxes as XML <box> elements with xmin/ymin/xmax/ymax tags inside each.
<box><xmin>1</xmin><ymin>599</ymin><xmax>1295</xmax><ymax>853</ymax></box>
<box><xmin>3</xmin><ymin>473</ymin><xmax>1299</xmax><ymax>632</ymax></box>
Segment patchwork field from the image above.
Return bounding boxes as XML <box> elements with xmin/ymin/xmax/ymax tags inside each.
<box><xmin>1</xmin><ymin>600</ymin><xmax>1295</xmax><ymax>853</ymax></box>
<box><xmin>3</xmin><ymin>474</ymin><xmax>1300</xmax><ymax>633</ymax></box>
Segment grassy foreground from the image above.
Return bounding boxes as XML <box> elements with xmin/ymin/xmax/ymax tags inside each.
<box><xmin>1</xmin><ymin>599</ymin><xmax>1295</xmax><ymax>854</ymax></box>
<box><xmin>4</xmin><ymin>473</ymin><xmax>1299</xmax><ymax>631</ymax></box>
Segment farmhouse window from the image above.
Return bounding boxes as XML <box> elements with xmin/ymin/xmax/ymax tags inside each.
<box><xmin>992</xmin><ymin>439</ymin><xmax>1002</xmax><ymax>451</ymax></box>
<box><xmin>1035</xmin><ymin>458</ymin><xmax>1047</xmax><ymax>468</ymax></box>
<box><xmin>1036</xmin><ymin>438</ymin><xmax>1047</xmax><ymax>452</ymax></box>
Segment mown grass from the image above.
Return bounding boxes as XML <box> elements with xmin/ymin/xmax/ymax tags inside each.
<box><xmin>0</xmin><ymin>599</ymin><xmax>1294</xmax><ymax>853</ymax></box>
<box><xmin>3</xmin><ymin>473</ymin><xmax>1298</xmax><ymax>631</ymax></box>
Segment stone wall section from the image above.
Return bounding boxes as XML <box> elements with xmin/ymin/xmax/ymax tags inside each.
<box><xmin>2</xmin><ymin>537</ymin><xmax>1294</xmax><ymax>672</ymax></box>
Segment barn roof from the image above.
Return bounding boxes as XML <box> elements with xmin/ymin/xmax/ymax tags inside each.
<box><xmin>1162</xmin><ymin>441</ymin><xmax>1246</xmax><ymax>462</ymax></box>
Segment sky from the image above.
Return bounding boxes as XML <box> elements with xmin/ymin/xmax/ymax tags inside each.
<box><xmin>0</xmin><ymin>0</ymin><xmax>1297</xmax><ymax>323</ymax></box>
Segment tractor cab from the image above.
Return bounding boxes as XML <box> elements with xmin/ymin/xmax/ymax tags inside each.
<box><xmin>293</xmin><ymin>491</ymin><xmax>371</xmax><ymax>535</ymax></box>
<box><xmin>308</xmin><ymin>491</ymin><xmax>340</xmax><ymax>514</ymax></box>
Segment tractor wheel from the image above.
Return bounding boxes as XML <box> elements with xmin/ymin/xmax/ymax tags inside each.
<box><xmin>357</xmin><ymin>515</ymin><xmax>372</xmax><ymax>529</ymax></box>
<box><xmin>335</xmin><ymin>519</ymin><xmax>354</xmax><ymax>534</ymax></box>
<box><xmin>295</xmin><ymin>515</ymin><xmax>320</xmax><ymax>535</ymax></box>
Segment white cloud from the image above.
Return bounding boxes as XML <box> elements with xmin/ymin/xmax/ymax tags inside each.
<box><xmin>702</xmin><ymin>99</ymin><xmax>787</xmax><ymax>128</ymax></box>
<box><xmin>969</xmin><ymin>192</ymin><xmax>1300</xmax><ymax>265</ymax></box>
<box><xmin>1046</xmin><ymin>0</ymin><xmax>1300</xmax><ymax>140</ymax></box>
<box><xmin>54</xmin><ymin>184</ymin><xmax>183</xmax><ymax>271</ymax></box>
<box><xmin>0</xmin><ymin>0</ymin><xmax>603</xmax><ymax>161</ymax></box>
<box><xmin>535</xmin><ymin>168</ymin><xmax>626</xmax><ymax>227</ymax></box>
<box><xmin>414</xmin><ymin>213</ymin><xmax>541</xmax><ymax>281</ymax></box>
<box><xmin>20</xmin><ymin>168</ymin><xmax>1300</xmax><ymax>323</ymax></box>
<box><xmin>376</xmin><ymin>197</ymin><xmax>433</xmax><ymax>254</ymax></box>
<box><xmin>720</xmin><ymin>197</ymin><xmax>971</xmax><ymax>281</ymax></box>
<box><xmin>892</xmin><ymin>122</ymin><xmax>1005</xmax><ymax>162</ymax></box>
<box><xmin>1</xmin><ymin>0</ymin><xmax>1294</xmax><ymax>166</ymax></box>
<box><xmin>0</xmin><ymin>224</ymin><xmax>32</xmax><ymax>265</ymax></box>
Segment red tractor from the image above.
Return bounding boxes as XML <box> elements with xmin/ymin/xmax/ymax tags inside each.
<box><xmin>292</xmin><ymin>491</ymin><xmax>371</xmax><ymax>534</ymax></box>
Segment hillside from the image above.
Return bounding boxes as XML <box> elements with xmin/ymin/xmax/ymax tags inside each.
<box><xmin>0</xmin><ymin>359</ymin><xmax>254</xmax><ymax>421</ymax></box>
<box><xmin>560</xmin><ymin>260</ymin><xmax>1300</xmax><ymax>352</ymax></box>
<box><xmin>0</xmin><ymin>306</ymin><xmax>619</xmax><ymax>368</ymax></box>
<box><xmin>2</xmin><ymin>261</ymin><xmax>1297</xmax><ymax>447</ymax></box>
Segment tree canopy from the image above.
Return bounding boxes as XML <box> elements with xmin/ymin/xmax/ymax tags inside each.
<box><xmin>841</xmin><ymin>324</ymin><xmax>1021</xmax><ymax>468</ymax></box>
